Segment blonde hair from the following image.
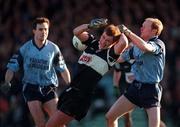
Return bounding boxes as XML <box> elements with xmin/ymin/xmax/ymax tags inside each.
<box><xmin>145</xmin><ymin>18</ymin><xmax>163</xmax><ymax>36</ymax></box>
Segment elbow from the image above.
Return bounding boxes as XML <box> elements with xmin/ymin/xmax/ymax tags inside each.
<box><xmin>115</xmin><ymin>40</ymin><xmax>128</xmax><ymax>55</ymax></box>
<box><xmin>73</xmin><ymin>24</ymin><xmax>89</xmax><ymax>36</ymax></box>
<box><xmin>141</xmin><ymin>46</ymin><xmax>152</xmax><ymax>52</ymax></box>
<box><xmin>142</xmin><ymin>48</ymin><xmax>148</xmax><ymax>52</ymax></box>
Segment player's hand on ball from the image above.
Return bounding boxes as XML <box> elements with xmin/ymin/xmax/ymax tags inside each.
<box><xmin>72</xmin><ymin>36</ymin><xmax>87</xmax><ymax>51</ymax></box>
<box><xmin>0</xmin><ymin>82</ymin><xmax>11</xmax><ymax>94</ymax></box>
<box><xmin>118</xmin><ymin>24</ymin><xmax>131</xmax><ymax>36</ymax></box>
<box><xmin>88</xmin><ymin>18</ymin><xmax>108</xmax><ymax>29</ymax></box>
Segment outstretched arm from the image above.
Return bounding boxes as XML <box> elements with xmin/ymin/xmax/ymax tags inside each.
<box><xmin>119</xmin><ymin>25</ymin><xmax>155</xmax><ymax>52</ymax></box>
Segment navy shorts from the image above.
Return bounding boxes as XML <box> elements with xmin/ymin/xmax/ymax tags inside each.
<box><xmin>23</xmin><ymin>84</ymin><xmax>58</xmax><ymax>103</ymax></box>
<box><xmin>118</xmin><ymin>81</ymin><xmax>131</xmax><ymax>95</ymax></box>
<box><xmin>124</xmin><ymin>80</ymin><xmax>162</xmax><ymax>108</ymax></box>
<box><xmin>57</xmin><ymin>86</ymin><xmax>92</xmax><ymax>121</ymax></box>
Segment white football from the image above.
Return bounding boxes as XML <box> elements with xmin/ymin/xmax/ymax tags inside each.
<box><xmin>72</xmin><ymin>36</ymin><xmax>87</xmax><ymax>51</ymax></box>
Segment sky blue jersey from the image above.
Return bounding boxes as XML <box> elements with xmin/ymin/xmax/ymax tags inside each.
<box><xmin>7</xmin><ymin>39</ymin><xmax>67</xmax><ymax>86</ymax></box>
<box><xmin>121</xmin><ymin>36</ymin><xmax>166</xmax><ymax>84</ymax></box>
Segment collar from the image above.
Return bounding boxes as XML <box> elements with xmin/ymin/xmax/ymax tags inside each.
<box><xmin>32</xmin><ymin>39</ymin><xmax>47</xmax><ymax>51</ymax></box>
<box><xmin>148</xmin><ymin>36</ymin><xmax>158</xmax><ymax>41</ymax></box>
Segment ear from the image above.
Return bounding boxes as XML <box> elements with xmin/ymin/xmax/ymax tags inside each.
<box><xmin>32</xmin><ymin>29</ymin><xmax>35</xmax><ymax>34</ymax></box>
<box><xmin>152</xmin><ymin>29</ymin><xmax>158</xmax><ymax>35</ymax></box>
<box><xmin>113</xmin><ymin>35</ymin><xmax>121</xmax><ymax>42</ymax></box>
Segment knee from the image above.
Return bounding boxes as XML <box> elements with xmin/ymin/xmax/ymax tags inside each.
<box><xmin>105</xmin><ymin>112</ymin><xmax>115</xmax><ymax>123</ymax></box>
<box><xmin>46</xmin><ymin>123</ymin><xmax>65</xmax><ymax>127</ymax></box>
<box><xmin>124</xmin><ymin>113</ymin><xmax>132</xmax><ymax>122</ymax></box>
<box><xmin>160</xmin><ymin>121</ymin><xmax>166</xmax><ymax>127</ymax></box>
<box><xmin>105</xmin><ymin>112</ymin><xmax>110</xmax><ymax>121</ymax></box>
<box><xmin>45</xmin><ymin>122</ymin><xmax>51</xmax><ymax>127</ymax></box>
<box><xmin>36</xmin><ymin>123</ymin><xmax>46</xmax><ymax>127</ymax></box>
<box><xmin>149</xmin><ymin>118</ymin><xmax>160</xmax><ymax>127</ymax></box>
<box><xmin>105</xmin><ymin>113</ymin><xmax>118</xmax><ymax>127</ymax></box>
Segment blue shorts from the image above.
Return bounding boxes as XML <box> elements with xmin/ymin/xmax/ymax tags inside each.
<box><xmin>124</xmin><ymin>80</ymin><xmax>162</xmax><ymax>108</ymax></box>
<box><xmin>23</xmin><ymin>84</ymin><xmax>58</xmax><ymax>103</ymax></box>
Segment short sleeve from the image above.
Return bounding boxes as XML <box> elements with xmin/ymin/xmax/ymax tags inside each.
<box><xmin>53</xmin><ymin>49</ymin><xmax>67</xmax><ymax>72</ymax></box>
<box><xmin>7</xmin><ymin>50</ymin><xmax>23</xmax><ymax>72</ymax></box>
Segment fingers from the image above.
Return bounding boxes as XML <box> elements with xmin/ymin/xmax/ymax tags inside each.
<box><xmin>118</xmin><ymin>24</ymin><xmax>127</xmax><ymax>33</ymax></box>
<box><xmin>118</xmin><ymin>24</ymin><xmax>131</xmax><ymax>36</ymax></box>
<box><xmin>88</xmin><ymin>18</ymin><xmax>108</xmax><ymax>29</ymax></box>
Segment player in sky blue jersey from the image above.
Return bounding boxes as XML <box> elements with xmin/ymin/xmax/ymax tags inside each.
<box><xmin>2</xmin><ymin>17</ymin><xmax>71</xmax><ymax>127</ymax></box>
<box><xmin>106</xmin><ymin>18</ymin><xmax>166</xmax><ymax>127</ymax></box>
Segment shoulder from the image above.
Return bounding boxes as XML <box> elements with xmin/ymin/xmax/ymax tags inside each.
<box><xmin>149</xmin><ymin>38</ymin><xmax>165</xmax><ymax>50</ymax></box>
<box><xmin>156</xmin><ymin>39</ymin><xmax>166</xmax><ymax>54</ymax></box>
<box><xmin>22</xmin><ymin>40</ymin><xmax>32</xmax><ymax>46</ymax></box>
<box><xmin>47</xmin><ymin>40</ymin><xmax>58</xmax><ymax>47</ymax></box>
<box><xmin>20</xmin><ymin>40</ymin><xmax>32</xmax><ymax>51</ymax></box>
<box><xmin>156</xmin><ymin>39</ymin><xmax>165</xmax><ymax>48</ymax></box>
<box><xmin>46</xmin><ymin>40</ymin><xmax>60</xmax><ymax>52</ymax></box>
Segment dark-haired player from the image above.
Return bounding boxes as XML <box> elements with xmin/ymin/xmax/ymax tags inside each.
<box><xmin>2</xmin><ymin>17</ymin><xmax>71</xmax><ymax>127</ymax></box>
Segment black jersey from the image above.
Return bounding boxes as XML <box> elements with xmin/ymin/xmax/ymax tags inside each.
<box><xmin>114</xmin><ymin>61</ymin><xmax>132</xmax><ymax>73</ymax></box>
<box><xmin>71</xmin><ymin>35</ymin><xmax>119</xmax><ymax>94</ymax></box>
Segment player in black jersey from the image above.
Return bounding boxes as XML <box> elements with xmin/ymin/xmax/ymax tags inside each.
<box><xmin>46</xmin><ymin>18</ymin><xmax>129</xmax><ymax>127</ymax></box>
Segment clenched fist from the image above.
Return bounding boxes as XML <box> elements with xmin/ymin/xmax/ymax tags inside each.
<box><xmin>118</xmin><ymin>24</ymin><xmax>132</xmax><ymax>36</ymax></box>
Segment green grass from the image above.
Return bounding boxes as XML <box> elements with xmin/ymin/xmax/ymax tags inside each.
<box><xmin>68</xmin><ymin>108</ymin><xmax>175</xmax><ymax>127</ymax></box>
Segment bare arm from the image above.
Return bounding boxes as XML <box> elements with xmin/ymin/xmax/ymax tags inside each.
<box><xmin>60</xmin><ymin>67</ymin><xmax>71</xmax><ymax>85</ymax></box>
<box><xmin>119</xmin><ymin>25</ymin><xmax>154</xmax><ymax>52</ymax></box>
<box><xmin>126</xmin><ymin>32</ymin><xmax>154</xmax><ymax>52</ymax></box>
<box><xmin>113</xmin><ymin>70</ymin><xmax>121</xmax><ymax>87</ymax></box>
<box><xmin>116</xmin><ymin>56</ymin><xmax>126</xmax><ymax>63</ymax></box>
<box><xmin>73</xmin><ymin>24</ymin><xmax>90</xmax><ymax>42</ymax></box>
<box><xmin>5</xmin><ymin>69</ymin><xmax>14</xmax><ymax>83</ymax></box>
<box><xmin>114</xmin><ymin>33</ymin><xmax>128</xmax><ymax>55</ymax></box>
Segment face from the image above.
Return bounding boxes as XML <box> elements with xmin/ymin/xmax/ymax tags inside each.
<box><xmin>140</xmin><ymin>20</ymin><xmax>154</xmax><ymax>41</ymax></box>
<box><xmin>33</xmin><ymin>22</ymin><xmax>49</xmax><ymax>43</ymax></box>
<box><xmin>99</xmin><ymin>32</ymin><xmax>114</xmax><ymax>49</ymax></box>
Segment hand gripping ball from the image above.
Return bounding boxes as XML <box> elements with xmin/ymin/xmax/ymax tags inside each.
<box><xmin>72</xmin><ymin>36</ymin><xmax>87</xmax><ymax>51</ymax></box>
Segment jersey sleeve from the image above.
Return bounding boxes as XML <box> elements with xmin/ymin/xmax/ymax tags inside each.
<box><xmin>53</xmin><ymin>47</ymin><xmax>67</xmax><ymax>72</ymax></box>
<box><xmin>7</xmin><ymin>50</ymin><xmax>23</xmax><ymax>72</ymax></box>
<box><xmin>148</xmin><ymin>41</ymin><xmax>163</xmax><ymax>55</ymax></box>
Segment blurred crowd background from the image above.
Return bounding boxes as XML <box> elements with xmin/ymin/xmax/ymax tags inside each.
<box><xmin>0</xmin><ymin>0</ymin><xmax>179</xmax><ymax>127</ymax></box>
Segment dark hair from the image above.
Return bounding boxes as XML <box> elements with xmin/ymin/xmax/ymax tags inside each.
<box><xmin>104</xmin><ymin>24</ymin><xmax>121</xmax><ymax>42</ymax></box>
<box><xmin>32</xmin><ymin>17</ymin><xmax>50</xmax><ymax>30</ymax></box>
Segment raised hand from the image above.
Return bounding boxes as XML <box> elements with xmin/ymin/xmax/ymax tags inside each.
<box><xmin>88</xmin><ymin>18</ymin><xmax>108</xmax><ymax>29</ymax></box>
<box><xmin>118</xmin><ymin>24</ymin><xmax>132</xmax><ymax>36</ymax></box>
